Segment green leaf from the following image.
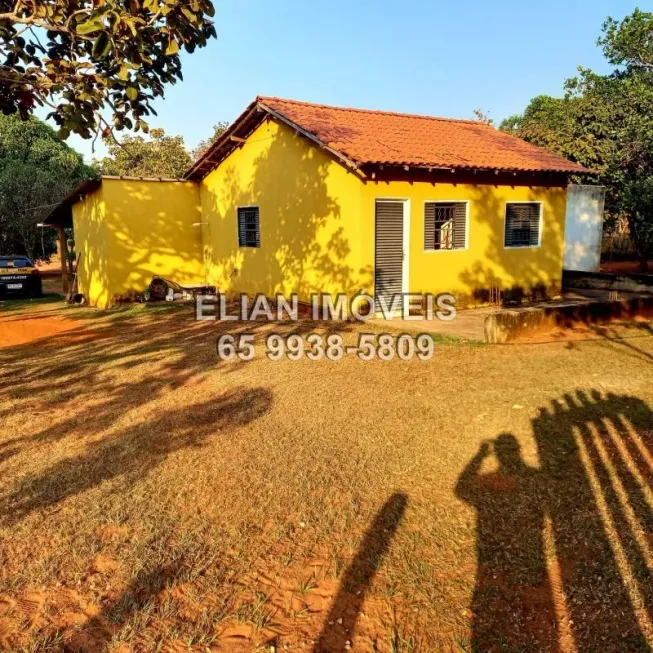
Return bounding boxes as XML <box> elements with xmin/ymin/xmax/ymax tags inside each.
<box><xmin>75</xmin><ymin>19</ymin><xmax>104</xmax><ymax>35</ymax></box>
<box><xmin>165</xmin><ymin>39</ymin><xmax>180</xmax><ymax>56</ymax></box>
<box><xmin>107</xmin><ymin>11</ymin><xmax>120</xmax><ymax>32</ymax></box>
<box><xmin>126</xmin><ymin>86</ymin><xmax>138</xmax><ymax>101</ymax></box>
<box><xmin>92</xmin><ymin>32</ymin><xmax>111</xmax><ymax>58</ymax></box>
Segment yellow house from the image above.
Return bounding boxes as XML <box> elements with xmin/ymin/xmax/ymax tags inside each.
<box><xmin>47</xmin><ymin>176</ymin><xmax>204</xmax><ymax>308</ymax></box>
<box><xmin>47</xmin><ymin>97</ymin><xmax>588</xmax><ymax>309</ymax></box>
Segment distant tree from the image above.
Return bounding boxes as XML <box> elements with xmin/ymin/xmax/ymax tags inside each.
<box><xmin>0</xmin><ymin>114</ymin><xmax>94</xmax><ymax>260</ymax></box>
<box><xmin>499</xmin><ymin>9</ymin><xmax>653</xmax><ymax>270</ymax></box>
<box><xmin>472</xmin><ymin>109</ymin><xmax>494</xmax><ymax>126</ymax></box>
<box><xmin>0</xmin><ymin>0</ymin><xmax>217</xmax><ymax>141</ymax></box>
<box><xmin>96</xmin><ymin>128</ymin><xmax>192</xmax><ymax>178</ymax></box>
<box><xmin>192</xmin><ymin>121</ymin><xmax>229</xmax><ymax>160</ymax></box>
<box><xmin>499</xmin><ymin>95</ymin><xmax>580</xmax><ymax>158</ymax></box>
<box><xmin>599</xmin><ymin>8</ymin><xmax>653</xmax><ymax>71</ymax></box>
<box><xmin>497</xmin><ymin>114</ymin><xmax>523</xmax><ymax>135</ymax></box>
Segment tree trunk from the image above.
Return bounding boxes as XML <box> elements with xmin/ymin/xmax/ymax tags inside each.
<box><xmin>58</xmin><ymin>227</ymin><xmax>69</xmax><ymax>295</ymax></box>
<box><xmin>627</xmin><ymin>215</ymin><xmax>650</xmax><ymax>274</ymax></box>
<box><xmin>17</xmin><ymin>225</ymin><xmax>35</xmax><ymax>262</ymax></box>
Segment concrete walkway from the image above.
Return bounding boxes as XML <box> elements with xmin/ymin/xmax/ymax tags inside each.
<box><xmin>372</xmin><ymin>307</ymin><xmax>493</xmax><ymax>341</ymax></box>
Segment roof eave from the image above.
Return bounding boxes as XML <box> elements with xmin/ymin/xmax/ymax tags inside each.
<box><xmin>256</xmin><ymin>100</ymin><xmax>363</xmax><ymax>176</ymax></box>
<box><xmin>183</xmin><ymin>99</ymin><xmax>263</xmax><ymax>181</ymax></box>
<box><xmin>363</xmin><ymin>161</ymin><xmax>590</xmax><ymax>176</ymax></box>
<box><xmin>184</xmin><ymin>99</ymin><xmax>365</xmax><ymax>181</ymax></box>
<box><xmin>44</xmin><ymin>178</ymin><xmax>102</xmax><ymax>228</ymax></box>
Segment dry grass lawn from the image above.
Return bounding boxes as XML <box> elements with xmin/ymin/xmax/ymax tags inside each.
<box><xmin>0</xmin><ymin>298</ymin><xmax>652</xmax><ymax>652</ymax></box>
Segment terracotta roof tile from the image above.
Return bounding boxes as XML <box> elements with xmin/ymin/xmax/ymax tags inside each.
<box><xmin>258</xmin><ymin>96</ymin><xmax>588</xmax><ymax>174</ymax></box>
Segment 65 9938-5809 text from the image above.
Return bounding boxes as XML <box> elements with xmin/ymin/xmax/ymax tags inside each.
<box><xmin>216</xmin><ymin>332</ymin><xmax>435</xmax><ymax>362</ymax></box>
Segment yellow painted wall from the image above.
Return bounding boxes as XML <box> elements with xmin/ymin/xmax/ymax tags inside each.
<box><xmin>201</xmin><ymin>118</ymin><xmax>566</xmax><ymax>305</ymax></box>
<box><xmin>360</xmin><ymin>181</ymin><xmax>567</xmax><ymax>305</ymax></box>
<box><xmin>73</xmin><ymin>120</ymin><xmax>567</xmax><ymax>310</ymax></box>
<box><xmin>200</xmin><ymin>119</ymin><xmax>372</xmax><ymax>299</ymax></box>
<box><xmin>72</xmin><ymin>184</ymin><xmax>110</xmax><ymax>308</ymax></box>
<box><xmin>73</xmin><ymin>179</ymin><xmax>204</xmax><ymax>308</ymax></box>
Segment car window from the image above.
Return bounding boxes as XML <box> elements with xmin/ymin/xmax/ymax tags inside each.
<box><xmin>0</xmin><ymin>260</ymin><xmax>8</xmax><ymax>268</ymax></box>
<box><xmin>13</xmin><ymin>259</ymin><xmax>32</xmax><ymax>268</ymax></box>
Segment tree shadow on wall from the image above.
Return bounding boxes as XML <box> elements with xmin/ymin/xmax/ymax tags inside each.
<box><xmin>455</xmin><ymin>181</ymin><xmax>567</xmax><ymax>307</ymax></box>
<box><xmin>203</xmin><ymin>119</ymin><xmax>373</xmax><ymax>300</ymax></box>
<box><xmin>99</xmin><ymin>180</ymin><xmax>204</xmax><ymax>304</ymax></box>
<box><xmin>458</xmin><ymin>390</ymin><xmax>653</xmax><ymax>652</ymax></box>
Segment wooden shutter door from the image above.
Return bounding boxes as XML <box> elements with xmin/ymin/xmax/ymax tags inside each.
<box><xmin>375</xmin><ymin>201</ymin><xmax>404</xmax><ymax>306</ymax></box>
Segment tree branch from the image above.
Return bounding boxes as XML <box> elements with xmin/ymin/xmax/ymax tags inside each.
<box><xmin>94</xmin><ymin>109</ymin><xmax>136</xmax><ymax>161</ymax></box>
<box><xmin>0</xmin><ymin>0</ymin><xmax>23</xmax><ymax>22</ymax></box>
<box><xmin>0</xmin><ymin>13</ymin><xmax>68</xmax><ymax>33</ymax></box>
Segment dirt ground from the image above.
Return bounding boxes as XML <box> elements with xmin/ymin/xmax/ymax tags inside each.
<box><xmin>600</xmin><ymin>260</ymin><xmax>653</xmax><ymax>275</ymax></box>
<box><xmin>0</xmin><ymin>298</ymin><xmax>652</xmax><ymax>652</ymax></box>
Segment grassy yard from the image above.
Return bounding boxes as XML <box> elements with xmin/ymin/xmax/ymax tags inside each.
<box><xmin>0</xmin><ymin>299</ymin><xmax>652</xmax><ymax>652</ymax></box>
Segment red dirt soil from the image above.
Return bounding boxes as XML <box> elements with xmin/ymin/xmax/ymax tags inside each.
<box><xmin>0</xmin><ymin>314</ymin><xmax>84</xmax><ymax>348</ymax></box>
<box><xmin>600</xmin><ymin>260</ymin><xmax>652</xmax><ymax>275</ymax></box>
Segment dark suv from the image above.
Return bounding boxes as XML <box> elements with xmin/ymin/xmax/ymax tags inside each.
<box><xmin>0</xmin><ymin>256</ymin><xmax>42</xmax><ymax>299</ymax></box>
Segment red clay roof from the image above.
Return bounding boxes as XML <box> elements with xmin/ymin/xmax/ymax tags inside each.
<box><xmin>259</xmin><ymin>97</ymin><xmax>587</xmax><ymax>174</ymax></box>
<box><xmin>186</xmin><ymin>97</ymin><xmax>588</xmax><ymax>179</ymax></box>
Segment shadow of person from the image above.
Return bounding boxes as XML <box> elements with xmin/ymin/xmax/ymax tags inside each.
<box><xmin>313</xmin><ymin>492</ymin><xmax>407</xmax><ymax>653</ymax></box>
<box><xmin>456</xmin><ymin>434</ymin><xmax>559</xmax><ymax>652</ymax></box>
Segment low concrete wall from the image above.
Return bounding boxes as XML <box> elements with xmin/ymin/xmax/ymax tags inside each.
<box><xmin>563</xmin><ymin>269</ymin><xmax>653</xmax><ymax>294</ymax></box>
<box><xmin>485</xmin><ymin>296</ymin><xmax>653</xmax><ymax>344</ymax></box>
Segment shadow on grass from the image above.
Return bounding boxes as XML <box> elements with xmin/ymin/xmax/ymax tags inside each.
<box><xmin>313</xmin><ymin>492</ymin><xmax>407</xmax><ymax>653</ymax></box>
<box><xmin>66</xmin><ymin>563</ymin><xmax>193</xmax><ymax>652</ymax></box>
<box><xmin>0</xmin><ymin>304</ymin><xmax>352</xmax><ymax>449</ymax></box>
<box><xmin>589</xmin><ymin>321</ymin><xmax>653</xmax><ymax>363</ymax></box>
<box><xmin>2</xmin><ymin>387</ymin><xmax>273</xmax><ymax>525</ymax></box>
<box><xmin>459</xmin><ymin>390</ymin><xmax>653</xmax><ymax>652</ymax></box>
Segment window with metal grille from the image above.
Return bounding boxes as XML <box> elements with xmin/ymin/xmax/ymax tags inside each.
<box><xmin>424</xmin><ymin>202</ymin><xmax>467</xmax><ymax>250</ymax></box>
<box><xmin>237</xmin><ymin>207</ymin><xmax>260</xmax><ymax>248</ymax></box>
<box><xmin>504</xmin><ymin>203</ymin><xmax>541</xmax><ymax>248</ymax></box>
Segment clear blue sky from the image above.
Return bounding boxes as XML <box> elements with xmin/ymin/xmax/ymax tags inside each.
<box><xmin>66</xmin><ymin>0</ymin><xmax>636</xmax><ymax>161</ymax></box>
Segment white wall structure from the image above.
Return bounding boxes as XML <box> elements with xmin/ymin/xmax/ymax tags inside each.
<box><xmin>564</xmin><ymin>185</ymin><xmax>606</xmax><ymax>272</ymax></box>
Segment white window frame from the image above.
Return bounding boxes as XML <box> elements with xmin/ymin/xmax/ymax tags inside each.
<box><xmin>503</xmin><ymin>201</ymin><xmax>543</xmax><ymax>250</ymax></box>
<box><xmin>237</xmin><ymin>205</ymin><xmax>261</xmax><ymax>248</ymax></box>
<box><xmin>423</xmin><ymin>200</ymin><xmax>470</xmax><ymax>252</ymax></box>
